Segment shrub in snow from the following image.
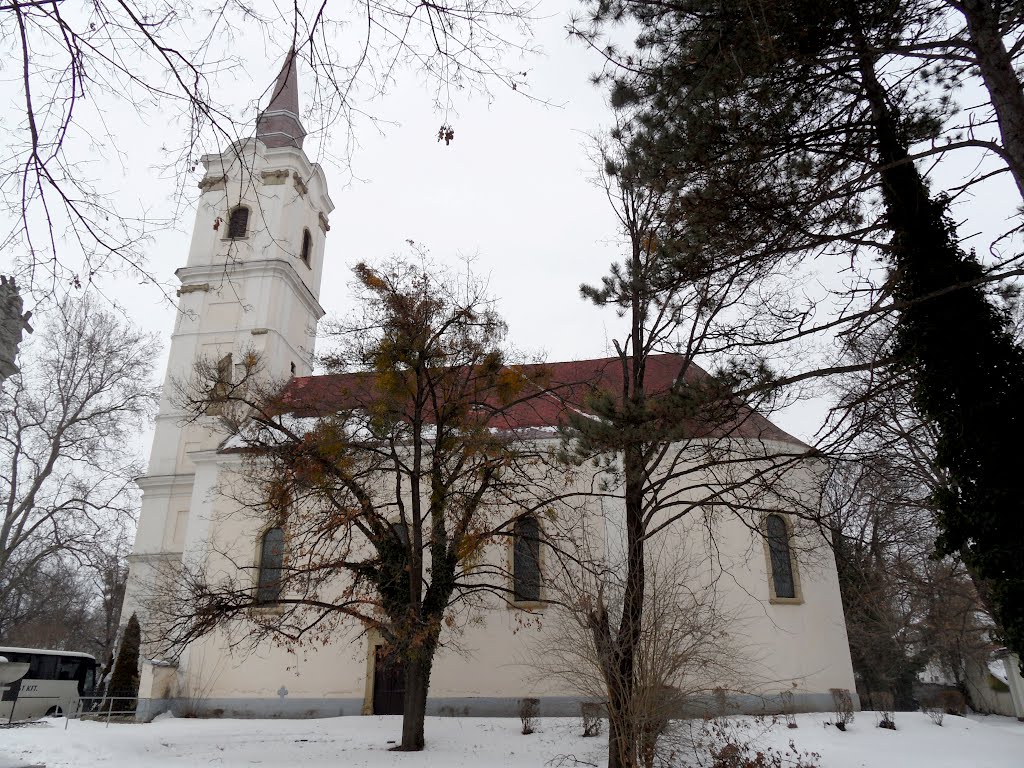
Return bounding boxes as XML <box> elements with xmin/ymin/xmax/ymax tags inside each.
<box><xmin>581</xmin><ymin>683</ymin><xmax>685</xmax><ymax>768</ymax></box>
<box><xmin>710</xmin><ymin>741</ymin><xmax>820</xmax><ymax>768</ymax></box>
<box><xmin>829</xmin><ymin>688</ymin><xmax>855</xmax><ymax>731</ymax></box>
<box><xmin>921</xmin><ymin>696</ymin><xmax>950</xmax><ymax>724</ymax></box>
<box><xmin>938</xmin><ymin>690</ymin><xmax>966</xmax><ymax>716</ymax></box>
<box><xmin>780</xmin><ymin>690</ymin><xmax>798</xmax><ymax>729</ymax></box>
<box><xmin>699</xmin><ymin>719</ymin><xmax>820</xmax><ymax>768</ymax></box>
<box><xmin>870</xmin><ymin>691</ymin><xmax>895</xmax><ymax>730</ymax></box>
<box><xmin>922</xmin><ymin>690</ymin><xmax>965</xmax><ymax>723</ymax></box>
<box><xmin>519</xmin><ymin>697</ymin><xmax>539</xmax><ymax>735</ymax></box>
<box><xmin>637</xmin><ymin>689</ymin><xmax>677</xmax><ymax>768</ymax></box>
<box><xmin>580</xmin><ymin>702</ymin><xmax>603</xmax><ymax>737</ymax></box>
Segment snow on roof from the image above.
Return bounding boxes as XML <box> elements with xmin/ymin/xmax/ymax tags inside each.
<box><xmin>0</xmin><ymin>646</ymin><xmax>96</xmax><ymax>660</ymax></box>
<box><xmin>276</xmin><ymin>354</ymin><xmax>806</xmax><ymax>447</ymax></box>
<box><xmin>989</xmin><ymin>660</ymin><xmax>1010</xmax><ymax>686</ymax></box>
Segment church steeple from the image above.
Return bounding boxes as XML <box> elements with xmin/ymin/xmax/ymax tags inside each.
<box><xmin>256</xmin><ymin>48</ymin><xmax>306</xmax><ymax>149</ymax></box>
<box><xmin>121</xmin><ymin>41</ymin><xmax>333</xmax><ymax>672</ymax></box>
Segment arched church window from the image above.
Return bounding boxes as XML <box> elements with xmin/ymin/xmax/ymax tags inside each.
<box><xmin>765</xmin><ymin>514</ymin><xmax>797</xmax><ymax>600</ymax></box>
<box><xmin>227</xmin><ymin>206</ymin><xmax>250</xmax><ymax>239</ymax></box>
<box><xmin>300</xmin><ymin>228</ymin><xmax>312</xmax><ymax>266</ymax></box>
<box><xmin>513</xmin><ymin>516</ymin><xmax>541</xmax><ymax>604</ymax></box>
<box><xmin>256</xmin><ymin>526</ymin><xmax>285</xmax><ymax>603</ymax></box>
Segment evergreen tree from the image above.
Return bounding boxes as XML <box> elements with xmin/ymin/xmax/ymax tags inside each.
<box><xmin>105</xmin><ymin>613</ymin><xmax>141</xmax><ymax>712</ymax></box>
<box><xmin>559</xmin><ymin>132</ymin><xmax>813</xmax><ymax>768</ymax></box>
<box><xmin>580</xmin><ymin>0</ymin><xmax>1024</xmax><ymax>665</ymax></box>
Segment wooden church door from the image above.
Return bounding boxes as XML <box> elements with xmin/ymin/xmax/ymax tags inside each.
<box><xmin>372</xmin><ymin>646</ymin><xmax>405</xmax><ymax>715</ymax></box>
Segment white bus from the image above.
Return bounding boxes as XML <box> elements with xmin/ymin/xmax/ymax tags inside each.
<box><xmin>0</xmin><ymin>646</ymin><xmax>98</xmax><ymax>721</ymax></box>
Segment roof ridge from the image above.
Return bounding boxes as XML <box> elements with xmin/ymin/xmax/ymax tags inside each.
<box><xmin>279</xmin><ymin>355</ymin><xmax>808</xmax><ymax>448</ymax></box>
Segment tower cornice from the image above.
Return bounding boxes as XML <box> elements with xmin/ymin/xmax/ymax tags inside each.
<box><xmin>175</xmin><ymin>259</ymin><xmax>327</xmax><ymax>321</ymax></box>
<box><xmin>199</xmin><ymin>140</ymin><xmax>335</xmax><ymax>218</ymax></box>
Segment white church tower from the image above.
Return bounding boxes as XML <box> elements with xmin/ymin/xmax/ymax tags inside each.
<box><xmin>124</xmin><ymin>51</ymin><xmax>333</xmax><ymax>640</ymax></box>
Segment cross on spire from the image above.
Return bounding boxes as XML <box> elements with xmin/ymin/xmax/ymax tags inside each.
<box><xmin>256</xmin><ymin>48</ymin><xmax>306</xmax><ymax>149</ymax></box>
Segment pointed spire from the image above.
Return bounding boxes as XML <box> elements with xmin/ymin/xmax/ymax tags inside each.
<box><xmin>267</xmin><ymin>47</ymin><xmax>300</xmax><ymax>115</ymax></box>
<box><xmin>256</xmin><ymin>48</ymin><xmax>306</xmax><ymax>149</ymax></box>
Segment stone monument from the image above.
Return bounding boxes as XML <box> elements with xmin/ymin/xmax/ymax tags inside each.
<box><xmin>0</xmin><ymin>275</ymin><xmax>32</xmax><ymax>382</ymax></box>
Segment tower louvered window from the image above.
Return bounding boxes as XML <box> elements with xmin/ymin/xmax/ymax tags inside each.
<box><xmin>227</xmin><ymin>206</ymin><xmax>250</xmax><ymax>239</ymax></box>
<box><xmin>300</xmin><ymin>228</ymin><xmax>312</xmax><ymax>266</ymax></box>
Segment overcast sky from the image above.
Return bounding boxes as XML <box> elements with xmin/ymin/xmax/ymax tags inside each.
<box><xmin>2</xmin><ymin>0</ymin><xmax>1020</xmax><ymax>448</ymax></box>
<box><xmin>44</xmin><ymin>4</ymin><xmax>627</xmax><ymax>390</ymax></box>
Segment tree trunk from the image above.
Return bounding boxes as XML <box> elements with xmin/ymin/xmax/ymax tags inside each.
<box><xmin>958</xmin><ymin>0</ymin><xmax>1024</xmax><ymax>200</ymax></box>
<box><xmin>606</xmin><ymin>679</ymin><xmax>635</xmax><ymax>768</ymax></box>
<box><xmin>398</xmin><ymin>650</ymin><xmax>434</xmax><ymax>751</ymax></box>
<box><xmin>601</xmin><ymin>442</ymin><xmax>646</xmax><ymax>768</ymax></box>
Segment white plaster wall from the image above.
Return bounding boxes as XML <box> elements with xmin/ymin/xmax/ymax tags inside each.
<box><xmin>1003</xmin><ymin>654</ymin><xmax>1024</xmax><ymax>719</ymax></box>
<box><xmin>186</xmin><ymin>140</ymin><xmax>333</xmax><ymax>301</ymax></box>
<box><xmin>127</xmin><ymin>135</ymin><xmax>333</xmax><ymax>657</ymax></box>
<box><xmin>169</xmin><ymin>438</ymin><xmax>856</xmax><ymax>711</ymax></box>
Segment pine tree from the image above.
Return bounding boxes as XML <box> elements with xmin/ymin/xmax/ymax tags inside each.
<box><xmin>560</xmin><ymin>132</ymin><xmax>808</xmax><ymax>768</ymax></box>
<box><xmin>582</xmin><ymin>0</ymin><xmax>1024</xmax><ymax>666</ymax></box>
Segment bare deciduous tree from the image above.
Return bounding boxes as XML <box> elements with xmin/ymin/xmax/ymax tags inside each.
<box><xmin>87</xmin><ymin>525</ymin><xmax>133</xmax><ymax>669</ymax></box>
<box><xmin>820</xmin><ymin>329</ymin><xmax>996</xmax><ymax>709</ymax></box>
<box><xmin>535</xmin><ymin>540</ymin><xmax>750</xmax><ymax>768</ymax></box>
<box><xmin>0</xmin><ymin>299</ymin><xmax>159</xmax><ymax>642</ymax></box>
<box><xmin>0</xmin><ymin>527</ymin><xmax>130</xmax><ymax>664</ymax></box>
<box><xmin>0</xmin><ymin>0</ymin><xmax>538</xmax><ymax>299</ymax></box>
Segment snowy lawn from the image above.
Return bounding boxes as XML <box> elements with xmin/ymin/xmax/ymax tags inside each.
<box><xmin>1</xmin><ymin>711</ymin><xmax>1021</xmax><ymax>767</ymax></box>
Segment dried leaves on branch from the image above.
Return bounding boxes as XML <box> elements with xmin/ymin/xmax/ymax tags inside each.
<box><xmin>154</xmin><ymin>256</ymin><xmax>568</xmax><ymax>751</ymax></box>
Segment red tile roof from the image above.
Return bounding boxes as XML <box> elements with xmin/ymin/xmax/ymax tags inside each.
<box><xmin>279</xmin><ymin>353</ymin><xmax>806</xmax><ymax>446</ymax></box>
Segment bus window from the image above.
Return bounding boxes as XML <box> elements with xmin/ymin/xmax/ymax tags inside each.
<box><xmin>57</xmin><ymin>657</ymin><xmax>80</xmax><ymax>681</ymax></box>
<box><xmin>28</xmin><ymin>654</ymin><xmax>57</xmax><ymax>679</ymax></box>
<box><xmin>81</xmin><ymin>665</ymin><xmax>96</xmax><ymax>695</ymax></box>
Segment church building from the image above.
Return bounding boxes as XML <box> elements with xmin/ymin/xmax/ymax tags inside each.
<box><xmin>123</xmin><ymin>53</ymin><xmax>857</xmax><ymax>720</ymax></box>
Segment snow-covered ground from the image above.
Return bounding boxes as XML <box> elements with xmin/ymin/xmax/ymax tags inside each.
<box><xmin>1</xmin><ymin>711</ymin><xmax>1021</xmax><ymax>767</ymax></box>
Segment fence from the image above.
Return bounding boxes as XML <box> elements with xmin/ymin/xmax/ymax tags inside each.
<box><xmin>2</xmin><ymin>689</ymin><xmax>139</xmax><ymax>728</ymax></box>
<box><xmin>65</xmin><ymin>696</ymin><xmax>139</xmax><ymax>728</ymax></box>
